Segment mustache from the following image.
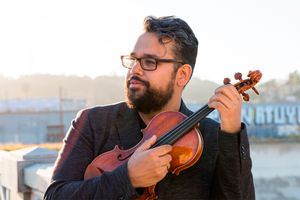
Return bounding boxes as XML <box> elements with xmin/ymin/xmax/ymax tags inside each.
<box><xmin>127</xmin><ymin>76</ymin><xmax>150</xmax><ymax>87</ymax></box>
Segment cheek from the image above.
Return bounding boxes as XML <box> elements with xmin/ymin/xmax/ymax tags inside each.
<box><xmin>149</xmin><ymin>74</ymin><xmax>174</xmax><ymax>90</ymax></box>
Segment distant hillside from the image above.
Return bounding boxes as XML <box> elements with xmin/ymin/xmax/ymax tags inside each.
<box><xmin>0</xmin><ymin>70</ymin><xmax>299</xmax><ymax>106</ymax></box>
<box><xmin>183</xmin><ymin>78</ymin><xmax>219</xmax><ymax>103</ymax></box>
<box><xmin>249</xmin><ymin>70</ymin><xmax>300</xmax><ymax>103</ymax></box>
<box><xmin>0</xmin><ymin>74</ymin><xmax>217</xmax><ymax>105</ymax></box>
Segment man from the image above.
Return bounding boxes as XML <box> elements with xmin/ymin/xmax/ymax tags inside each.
<box><xmin>44</xmin><ymin>16</ymin><xmax>255</xmax><ymax>199</ymax></box>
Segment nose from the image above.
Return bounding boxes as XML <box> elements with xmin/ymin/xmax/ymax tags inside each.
<box><xmin>130</xmin><ymin>60</ymin><xmax>143</xmax><ymax>75</ymax></box>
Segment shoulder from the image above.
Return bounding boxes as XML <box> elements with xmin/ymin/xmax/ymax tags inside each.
<box><xmin>71</xmin><ymin>102</ymin><xmax>131</xmax><ymax>128</ymax></box>
<box><xmin>76</xmin><ymin>101</ymin><xmax>129</xmax><ymax>118</ymax></box>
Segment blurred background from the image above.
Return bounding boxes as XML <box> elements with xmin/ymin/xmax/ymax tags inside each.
<box><xmin>0</xmin><ymin>0</ymin><xmax>299</xmax><ymax>199</ymax></box>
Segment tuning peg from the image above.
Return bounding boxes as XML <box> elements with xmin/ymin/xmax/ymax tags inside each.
<box><xmin>252</xmin><ymin>87</ymin><xmax>259</xmax><ymax>95</ymax></box>
<box><xmin>223</xmin><ymin>78</ymin><xmax>231</xmax><ymax>84</ymax></box>
<box><xmin>242</xmin><ymin>93</ymin><xmax>250</xmax><ymax>101</ymax></box>
<box><xmin>248</xmin><ymin>71</ymin><xmax>252</xmax><ymax>77</ymax></box>
<box><xmin>234</xmin><ymin>72</ymin><xmax>242</xmax><ymax>80</ymax></box>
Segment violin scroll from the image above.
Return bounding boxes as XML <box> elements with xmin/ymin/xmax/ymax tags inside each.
<box><xmin>223</xmin><ymin>70</ymin><xmax>262</xmax><ymax>101</ymax></box>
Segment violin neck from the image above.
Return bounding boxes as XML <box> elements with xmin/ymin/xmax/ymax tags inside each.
<box><xmin>152</xmin><ymin>104</ymin><xmax>214</xmax><ymax>147</ymax></box>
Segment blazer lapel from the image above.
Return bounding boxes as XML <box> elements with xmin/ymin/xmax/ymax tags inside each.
<box><xmin>115</xmin><ymin>104</ymin><xmax>143</xmax><ymax>150</ymax></box>
<box><xmin>180</xmin><ymin>100</ymin><xmax>193</xmax><ymax>116</ymax></box>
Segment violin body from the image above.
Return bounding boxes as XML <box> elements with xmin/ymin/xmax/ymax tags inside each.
<box><xmin>84</xmin><ymin>111</ymin><xmax>203</xmax><ymax>199</ymax></box>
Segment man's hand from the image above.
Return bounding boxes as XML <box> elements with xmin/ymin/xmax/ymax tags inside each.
<box><xmin>208</xmin><ymin>84</ymin><xmax>242</xmax><ymax>134</ymax></box>
<box><xmin>127</xmin><ymin>135</ymin><xmax>172</xmax><ymax>188</ymax></box>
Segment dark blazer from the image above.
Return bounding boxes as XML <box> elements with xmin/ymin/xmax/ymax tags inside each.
<box><xmin>44</xmin><ymin>101</ymin><xmax>255</xmax><ymax>200</ymax></box>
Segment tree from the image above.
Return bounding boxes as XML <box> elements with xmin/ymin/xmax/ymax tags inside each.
<box><xmin>287</xmin><ymin>70</ymin><xmax>300</xmax><ymax>85</ymax></box>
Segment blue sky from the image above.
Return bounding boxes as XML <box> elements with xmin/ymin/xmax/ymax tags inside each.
<box><xmin>0</xmin><ymin>0</ymin><xmax>299</xmax><ymax>83</ymax></box>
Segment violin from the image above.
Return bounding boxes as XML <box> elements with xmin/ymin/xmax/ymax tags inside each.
<box><xmin>84</xmin><ymin>70</ymin><xmax>262</xmax><ymax>200</ymax></box>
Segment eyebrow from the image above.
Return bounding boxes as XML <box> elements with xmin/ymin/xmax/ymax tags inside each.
<box><xmin>130</xmin><ymin>52</ymin><xmax>159</xmax><ymax>59</ymax></box>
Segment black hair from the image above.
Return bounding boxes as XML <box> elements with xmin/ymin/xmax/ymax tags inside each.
<box><xmin>143</xmin><ymin>16</ymin><xmax>198</xmax><ymax>72</ymax></box>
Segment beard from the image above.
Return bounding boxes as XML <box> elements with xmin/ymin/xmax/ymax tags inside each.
<box><xmin>125</xmin><ymin>75</ymin><xmax>175</xmax><ymax>114</ymax></box>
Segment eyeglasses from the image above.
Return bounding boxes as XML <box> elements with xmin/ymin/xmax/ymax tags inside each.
<box><xmin>121</xmin><ymin>55</ymin><xmax>184</xmax><ymax>71</ymax></box>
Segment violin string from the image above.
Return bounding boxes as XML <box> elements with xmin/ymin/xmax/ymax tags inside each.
<box><xmin>154</xmin><ymin>105</ymin><xmax>210</xmax><ymax>146</ymax></box>
<box><xmin>163</xmin><ymin>107</ymin><xmax>214</xmax><ymax>145</ymax></box>
<box><xmin>153</xmin><ymin>105</ymin><xmax>214</xmax><ymax>147</ymax></box>
<box><xmin>154</xmin><ymin>106</ymin><xmax>211</xmax><ymax>147</ymax></box>
<box><xmin>167</xmin><ymin>107</ymin><xmax>214</xmax><ymax>144</ymax></box>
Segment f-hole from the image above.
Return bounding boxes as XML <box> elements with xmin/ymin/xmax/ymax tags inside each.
<box><xmin>117</xmin><ymin>152</ymin><xmax>134</xmax><ymax>161</ymax></box>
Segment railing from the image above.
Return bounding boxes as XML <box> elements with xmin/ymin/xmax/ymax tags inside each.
<box><xmin>1</xmin><ymin>144</ymin><xmax>300</xmax><ymax>200</ymax></box>
<box><xmin>0</xmin><ymin>147</ymin><xmax>57</xmax><ymax>200</ymax></box>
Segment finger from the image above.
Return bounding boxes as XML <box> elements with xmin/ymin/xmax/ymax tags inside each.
<box><xmin>159</xmin><ymin>164</ymin><xmax>169</xmax><ymax>175</ymax></box>
<box><xmin>214</xmin><ymin>85</ymin><xmax>236</xmax><ymax>100</ymax></box>
<box><xmin>163</xmin><ymin>162</ymin><xmax>171</xmax><ymax>171</ymax></box>
<box><xmin>157</xmin><ymin>154</ymin><xmax>172</xmax><ymax>168</ymax></box>
<box><xmin>157</xmin><ymin>165</ymin><xmax>169</xmax><ymax>178</ymax></box>
<box><xmin>208</xmin><ymin>95</ymin><xmax>226</xmax><ymax>109</ymax></box>
<box><xmin>151</xmin><ymin>145</ymin><xmax>173</xmax><ymax>157</ymax></box>
<box><xmin>209</xmin><ymin>86</ymin><xmax>241</xmax><ymax>110</ymax></box>
<box><xmin>165</xmin><ymin>165</ymin><xmax>169</xmax><ymax>173</ymax></box>
<box><xmin>135</xmin><ymin>135</ymin><xmax>157</xmax><ymax>152</ymax></box>
<box><xmin>218</xmin><ymin>86</ymin><xmax>242</xmax><ymax>109</ymax></box>
<box><xmin>209</xmin><ymin>93</ymin><xmax>238</xmax><ymax>111</ymax></box>
<box><xmin>166</xmin><ymin>163</ymin><xmax>171</xmax><ymax>171</ymax></box>
<box><xmin>208</xmin><ymin>93</ymin><xmax>230</xmax><ymax>112</ymax></box>
<box><xmin>217</xmin><ymin>85</ymin><xmax>241</xmax><ymax>102</ymax></box>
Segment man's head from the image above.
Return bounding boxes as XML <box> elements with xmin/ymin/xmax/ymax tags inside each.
<box><xmin>123</xmin><ymin>16</ymin><xmax>198</xmax><ymax>114</ymax></box>
<box><xmin>143</xmin><ymin>16</ymin><xmax>198</xmax><ymax>73</ymax></box>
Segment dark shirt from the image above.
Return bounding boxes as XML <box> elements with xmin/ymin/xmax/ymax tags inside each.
<box><xmin>44</xmin><ymin>101</ymin><xmax>255</xmax><ymax>200</ymax></box>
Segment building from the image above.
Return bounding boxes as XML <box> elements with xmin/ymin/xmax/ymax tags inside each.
<box><xmin>189</xmin><ymin>103</ymin><xmax>300</xmax><ymax>139</ymax></box>
<box><xmin>0</xmin><ymin>98</ymin><xmax>86</xmax><ymax>144</ymax></box>
<box><xmin>1</xmin><ymin>99</ymin><xmax>300</xmax><ymax>144</ymax></box>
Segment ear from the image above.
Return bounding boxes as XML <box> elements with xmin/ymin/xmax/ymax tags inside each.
<box><xmin>176</xmin><ymin>64</ymin><xmax>193</xmax><ymax>87</ymax></box>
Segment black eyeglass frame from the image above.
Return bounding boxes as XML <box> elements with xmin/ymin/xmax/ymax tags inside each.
<box><xmin>121</xmin><ymin>55</ymin><xmax>184</xmax><ymax>71</ymax></box>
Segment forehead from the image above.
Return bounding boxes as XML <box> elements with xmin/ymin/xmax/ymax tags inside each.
<box><xmin>131</xmin><ymin>32</ymin><xmax>174</xmax><ymax>58</ymax></box>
